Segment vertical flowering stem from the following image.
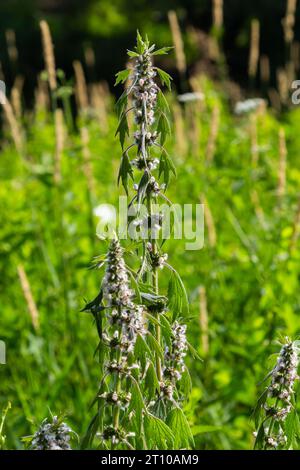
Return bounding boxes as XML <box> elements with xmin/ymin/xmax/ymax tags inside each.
<box><xmin>253</xmin><ymin>338</ymin><xmax>300</xmax><ymax>450</ymax></box>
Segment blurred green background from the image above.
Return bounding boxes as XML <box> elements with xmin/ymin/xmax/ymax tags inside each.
<box><xmin>1</xmin><ymin>0</ymin><xmax>300</xmax><ymax>451</ymax></box>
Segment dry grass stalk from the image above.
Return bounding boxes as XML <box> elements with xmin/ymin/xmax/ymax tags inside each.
<box><xmin>250</xmin><ymin>189</ymin><xmax>267</xmax><ymax>228</ymax></box>
<box><xmin>11</xmin><ymin>87</ymin><xmax>22</xmax><ymax>120</ymax></box>
<box><xmin>199</xmin><ymin>286</ymin><xmax>209</xmax><ymax>355</ymax></box>
<box><xmin>186</xmin><ymin>103</ymin><xmax>201</xmax><ymax>156</ymax></box>
<box><xmin>250</xmin><ymin>113</ymin><xmax>259</xmax><ymax>167</ymax></box>
<box><xmin>290</xmin><ymin>196</ymin><xmax>300</xmax><ymax>252</ymax></box>
<box><xmin>277</xmin><ymin>68</ymin><xmax>289</xmax><ymax>104</ymax></box>
<box><xmin>260</xmin><ymin>55</ymin><xmax>270</xmax><ymax>84</ymax></box>
<box><xmin>81</xmin><ymin>126</ymin><xmax>96</xmax><ymax>196</ymax></box>
<box><xmin>268</xmin><ymin>88</ymin><xmax>282</xmax><ymax>112</ymax></box>
<box><xmin>35</xmin><ymin>76</ymin><xmax>50</xmax><ymax>112</ymax></box>
<box><xmin>277</xmin><ymin>127</ymin><xmax>287</xmax><ymax>200</ymax></box>
<box><xmin>54</xmin><ymin>108</ymin><xmax>65</xmax><ymax>184</ymax></box>
<box><xmin>283</xmin><ymin>0</ymin><xmax>297</xmax><ymax>45</ymax></box>
<box><xmin>201</xmin><ymin>195</ymin><xmax>217</xmax><ymax>248</ymax></box>
<box><xmin>213</xmin><ymin>0</ymin><xmax>223</xmax><ymax>29</ymax></box>
<box><xmin>17</xmin><ymin>264</ymin><xmax>40</xmax><ymax>332</ymax></box>
<box><xmin>90</xmin><ymin>83</ymin><xmax>108</xmax><ymax>131</ymax></box>
<box><xmin>0</xmin><ymin>90</ymin><xmax>23</xmax><ymax>153</ymax></box>
<box><xmin>73</xmin><ymin>60</ymin><xmax>89</xmax><ymax>112</ymax></box>
<box><xmin>168</xmin><ymin>10</ymin><xmax>187</xmax><ymax>75</ymax></box>
<box><xmin>40</xmin><ymin>20</ymin><xmax>57</xmax><ymax>92</ymax></box>
<box><xmin>291</xmin><ymin>41</ymin><xmax>300</xmax><ymax>71</ymax></box>
<box><xmin>5</xmin><ymin>29</ymin><xmax>18</xmax><ymax>64</ymax></box>
<box><xmin>173</xmin><ymin>101</ymin><xmax>187</xmax><ymax>156</ymax></box>
<box><xmin>84</xmin><ymin>46</ymin><xmax>96</xmax><ymax>69</ymax></box>
<box><xmin>248</xmin><ymin>19</ymin><xmax>260</xmax><ymax>79</ymax></box>
<box><xmin>206</xmin><ymin>104</ymin><xmax>220</xmax><ymax>163</ymax></box>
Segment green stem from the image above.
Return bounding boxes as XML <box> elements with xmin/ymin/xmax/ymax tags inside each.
<box><xmin>147</xmin><ymin>195</ymin><xmax>162</xmax><ymax>382</ymax></box>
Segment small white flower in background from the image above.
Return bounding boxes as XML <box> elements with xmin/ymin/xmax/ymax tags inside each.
<box><xmin>178</xmin><ymin>92</ymin><xmax>204</xmax><ymax>103</ymax></box>
<box><xmin>234</xmin><ymin>98</ymin><xmax>265</xmax><ymax>115</ymax></box>
<box><xmin>93</xmin><ymin>204</ymin><xmax>116</xmax><ymax>223</ymax></box>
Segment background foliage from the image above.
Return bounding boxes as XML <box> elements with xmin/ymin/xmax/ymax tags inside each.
<box><xmin>1</xmin><ymin>0</ymin><xmax>300</xmax><ymax>450</ymax></box>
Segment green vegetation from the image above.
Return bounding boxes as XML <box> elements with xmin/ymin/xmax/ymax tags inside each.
<box><xmin>2</xmin><ymin>17</ymin><xmax>300</xmax><ymax>449</ymax></box>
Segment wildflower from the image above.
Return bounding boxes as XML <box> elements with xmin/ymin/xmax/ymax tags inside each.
<box><xmin>161</xmin><ymin>321</ymin><xmax>188</xmax><ymax>401</ymax></box>
<box><xmin>253</xmin><ymin>338</ymin><xmax>300</xmax><ymax>450</ymax></box>
<box><xmin>234</xmin><ymin>98</ymin><xmax>265</xmax><ymax>115</ymax></box>
<box><xmin>30</xmin><ymin>416</ymin><xmax>73</xmax><ymax>450</ymax></box>
<box><xmin>132</xmin><ymin>48</ymin><xmax>158</xmax><ymax>133</ymax></box>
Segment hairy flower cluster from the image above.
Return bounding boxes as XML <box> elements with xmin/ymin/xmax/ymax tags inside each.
<box><xmin>30</xmin><ymin>416</ymin><xmax>73</xmax><ymax>450</ymax></box>
<box><xmin>160</xmin><ymin>321</ymin><xmax>188</xmax><ymax>401</ymax></box>
<box><xmin>266</xmin><ymin>340</ymin><xmax>299</xmax><ymax>422</ymax></box>
<box><xmin>132</xmin><ymin>50</ymin><xmax>158</xmax><ymax>129</ymax></box>
<box><xmin>100</xmin><ymin>426</ymin><xmax>135</xmax><ymax>446</ymax></box>
<box><xmin>102</xmin><ymin>238</ymin><xmax>146</xmax><ymax>355</ymax></box>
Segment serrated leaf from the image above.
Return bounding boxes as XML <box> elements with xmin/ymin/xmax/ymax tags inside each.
<box><xmin>178</xmin><ymin>368</ymin><xmax>192</xmax><ymax>398</ymax></box>
<box><xmin>157</xmin><ymin>112</ymin><xmax>171</xmax><ymax>145</ymax></box>
<box><xmin>115</xmin><ymin>92</ymin><xmax>128</xmax><ymax>119</ymax></box>
<box><xmin>118</xmin><ymin>151</ymin><xmax>133</xmax><ymax>194</ymax></box>
<box><xmin>128</xmin><ymin>377</ymin><xmax>145</xmax><ymax>432</ymax></box>
<box><xmin>115</xmin><ymin>69</ymin><xmax>131</xmax><ymax>86</ymax></box>
<box><xmin>254</xmin><ymin>422</ymin><xmax>265</xmax><ymax>450</ymax></box>
<box><xmin>115</xmin><ymin>112</ymin><xmax>129</xmax><ymax>149</ymax></box>
<box><xmin>134</xmin><ymin>334</ymin><xmax>152</xmax><ymax>372</ymax></box>
<box><xmin>81</xmin><ymin>405</ymin><xmax>104</xmax><ymax>449</ymax></box>
<box><xmin>137</xmin><ymin>171</ymin><xmax>150</xmax><ymax>208</ymax></box>
<box><xmin>127</xmin><ymin>50</ymin><xmax>139</xmax><ymax>57</ymax></box>
<box><xmin>152</xmin><ymin>47</ymin><xmax>173</xmax><ymax>56</ymax></box>
<box><xmin>144</xmin><ymin>413</ymin><xmax>174</xmax><ymax>449</ymax></box>
<box><xmin>147</xmin><ymin>332</ymin><xmax>163</xmax><ymax>359</ymax></box>
<box><xmin>167</xmin><ymin>407</ymin><xmax>194</xmax><ymax>449</ymax></box>
<box><xmin>157</xmin><ymin>89</ymin><xmax>170</xmax><ymax>114</ymax></box>
<box><xmin>145</xmin><ymin>362</ymin><xmax>160</xmax><ymax>400</ymax></box>
<box><xmin>252</xmin><ymin>388</ymin><xmax>268</xmax><ymax>429</ymax></box>
<box><xmin>167</xmin><ymin>267</ymin><xmax>189</xmax><ymax>318</ymax></box>
<box><xmin>156</xmin><ymin>67</ymin><xmax>172</xmax><ymax>90</ymax></box>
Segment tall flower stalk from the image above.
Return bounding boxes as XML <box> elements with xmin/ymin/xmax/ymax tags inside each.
<box><xmin>83</xmin><ymin>33</ymin><xmax>194</xmax><ymax>450</ymax></box>
<box><xmin>253</xmin><ymin>338</ymin><xmax>300</xmax><ymax>450</ymax></box>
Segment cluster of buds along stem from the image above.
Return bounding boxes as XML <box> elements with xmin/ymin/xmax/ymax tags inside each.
<box><xmin>161</xmin><ymin>322</ymin><xmax>188</xmax><ymax>401</ymax></box>
<box><xmin>254</xmin><ymin>338</ymin><xmax>300</xmax><ymax>450</ymax></box>
<box><xmin>29</xmin><ymin>416</ymin><xmax>73</xmax><ymax>450</ymax></box>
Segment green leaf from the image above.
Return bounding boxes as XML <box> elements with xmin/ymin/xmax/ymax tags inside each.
<box><xmin>134</xmin><ymin>334</ymin><xmax>152</xmax><ymax>372</ymax></box>
<box><xmin>137</xmin><ymin>171</ymin><xmax>150</xmax><ymax>208</ymax></box>
<box><xmin>157</xmin><ymin>112</ymin><xmax>171</xmax><ymax>145</ymax></box>
<box><xmin>156</xmin><ymin>67</ymin><xmax>172</xmax><ymax>90</ymax></box>
<box><xmin>145</xmin><ymin>362</ymin><xmax>160</xmax><ymax>400</ymax></box>
<box><xmin>167</xmin><ymin>267</ymin><xmax>189</xmax><ymax>318</ymax></box>
<box><xmin>254</xmin><ymin>422</ymin><xmax>265</xmax><ymax>450</ymax></box>
<box><xmin>167</xmin><ymin>407</ymin><xmax>194</xmax><ymax>449</ymax></box>
<box><xmin>252</xmin><ymin>388</ymin><xmax>268</xmax><ymax>429</ymax></box>
<box><xmin>128</xmin><ymin>378</ymin><xmax>145</xmax><ymax>432</ymax></box>
<box><xmin>136</xmin><ymin>30</ymin><xmax>146</xmax><ymax>54</ymax></box>
<box><xmin>115</xmin><ymin>92</ymin><xmax>128</xmax><ymax>118</ymax></box>
<box><xmin>115</xmin><ymin>112</ymin><xmax>129</xmax><ymax>149</ymax></box>
<box><xmin>81</xmin><ymin>405</ymin><xmax>104</xmax><ymax>449</ymax></box>
<box><xmin>157</xmin><ymin>89</ymin><xmax>170</xmax><ymax>114</ymax></box>
<box><xmin>147</xmin><ymin>332</ymin><xmax>163</xmax><ymax>359</ymax></box>
<box><xmin>144</xmin><ymin>413</ymin><xmax>174</xmax><ymax>449</ymax></box>
<box><xmin>178</xmin><ymin>368</ymin><xmax>192</xmax><ymax>398</ymax></box>
<box><xmin>127</xmin><ymin>50</ymin><xmax>139</xmax><ymax>57</ymax></box>
<box><xmin>152</xmin><ymin>47</ymin><xmax>173</xmax><ymax>56</ymax></box>
<box><xmin>159</xmin><ymin>150</ymin><xmax>176</xmax><ymax>186</ymax></box>
<box><xmin>115</xmin><ymin>69</ymin><xmax>131</xmax><ymax>86</ymax></box>
<box><xmin>118</xmin><ymin>151</ymin><xmax>133</xmax><ymax>194</ymax></box>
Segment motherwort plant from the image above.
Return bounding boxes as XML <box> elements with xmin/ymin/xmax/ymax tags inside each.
<box><xmin>82</xmin><ymin>33</ymin><xmax>195</xmax><ymax>450</ymax></box>
<box><xmin>253</xmin><ymin>338</ymin><xmax>300</xmax><ymax>449</ymax></box>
